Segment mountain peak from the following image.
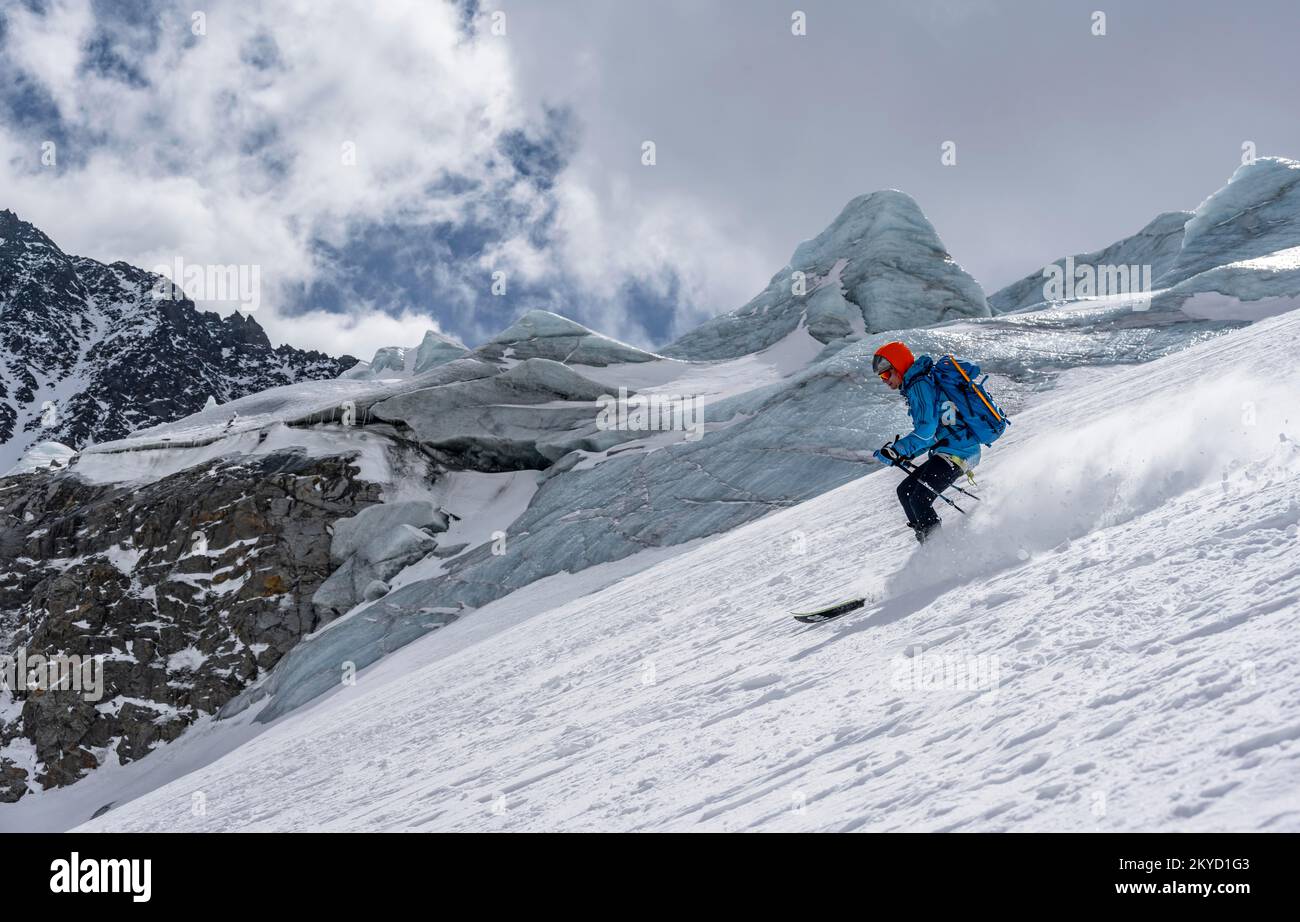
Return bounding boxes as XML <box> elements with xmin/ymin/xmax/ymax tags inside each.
<box><xmin>221</xmin><ymin>310</ymin><xmax>272</xmax><ymax>348</ymax></box>
<box><xmin>665</xmin><ymin>189</ymin><xmax>988</xmax><ymax>361</ymax></box>
<box><xmin>488</xmin><ymin>309</ymin><xmax>594</xmax><ymax>342</ymax></box>
<box><xmin>419</xmin><ymin>328</ymin><xmax>467</xmax><ymax>349</ymax></box>
<box><xmin>790</xmin><ymin>188</ymin><xmax>950</xmax><ymax>271</ymax></box>
<box><xmin>0</xmin><ymin>215</ymin><xmax>355</xmax><ymax>469</ymax></box>
<box><xmin>833</xmin><ymin>188</ymin><xmax>921</xmax><ymax>220</ymax></box>
<box><xmin>0</xmin><ymin>208</ymin><xmax>66</xmax><ymax>255</ymax></box>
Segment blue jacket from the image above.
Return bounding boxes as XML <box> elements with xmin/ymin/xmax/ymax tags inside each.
<box><xmin>891</xmin><ymin>355</ymin><xmax>982</xmax><ymax>463</ymax></box>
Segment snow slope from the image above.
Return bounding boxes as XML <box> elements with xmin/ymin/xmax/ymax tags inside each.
<box><xmin>74</xmin><ymin>307</ymin><xmax>1300</xmax><ymax>832</ymax></box>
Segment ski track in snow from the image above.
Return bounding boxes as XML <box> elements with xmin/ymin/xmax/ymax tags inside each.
<box><xmin>57</xmin><ymin>309</ymin><xmax>1300</xmax><ymax>833</ymax></box>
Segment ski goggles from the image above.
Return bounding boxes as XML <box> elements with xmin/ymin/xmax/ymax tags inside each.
<box><xmin>872</xmin><ymin>354</ymin><xmax>894</xmax><ymax>380</ymax></box>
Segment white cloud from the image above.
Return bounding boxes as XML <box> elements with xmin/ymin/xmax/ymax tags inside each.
<box><xmin>548</xmin><ymin>169</ymin><xmax>769</xmax><ymax>338</ymax></box>
<box><xmin>2</xmin><ymin>0</ymin><xmax>93</xmax><ymax>112</ymax></box>
<box><xmin>256</xmin><ymin>307</ymin><xmax>447</xmax><ymax>363</ymax></box>
<box><xmin>0</xmin><ymin>0</ymin><xmax>527</xmax><ymax>351</ymax></box>
<box><xmin>0</xmin><ymin>0</ymin><xmax>774</xmax><ymax>354</ymax></box>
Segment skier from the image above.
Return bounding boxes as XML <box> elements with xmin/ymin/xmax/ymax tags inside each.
<box><xmin>793</xmin><ymin>345</ymin><xmax>1008</xmax><ymax>621</ymax></box>
<box><xmin>870</xmin><ymin>340</ymin><xmax>1007</xmax><ymax>543</ymax></box>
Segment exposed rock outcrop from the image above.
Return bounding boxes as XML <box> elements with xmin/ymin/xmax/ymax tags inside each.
<box><xmin>0</xmin><ymin>448</ymin><xmax>384</xmax><ymax>797</ymax></box>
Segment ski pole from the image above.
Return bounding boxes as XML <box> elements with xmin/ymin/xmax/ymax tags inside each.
<box><xmin>896</xmin><ymin>457</ymin><xmax>981</xmax><ymax>502</ymax></box>
<box><xmin>904</xmin><ymin>435</ymin><xmax>982</xmax><ymax>502</ymax></box>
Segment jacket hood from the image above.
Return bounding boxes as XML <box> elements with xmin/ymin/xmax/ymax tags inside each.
<box><xmin>901</xmin><ymin>354</ymin><xmax>933</xmax><ymax>390</ymax></box>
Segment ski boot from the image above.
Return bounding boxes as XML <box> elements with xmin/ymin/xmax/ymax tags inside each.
<box><xmin>908</xmin><ymin>520</ymin><xmax>941</xmax><ymax>544</ymax></box>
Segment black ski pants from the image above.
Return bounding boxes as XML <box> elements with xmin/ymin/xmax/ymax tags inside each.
<box><xmin>896</xmin><ymin>454</ymin><xmax>961</xmax><ymax>528</ymax></box>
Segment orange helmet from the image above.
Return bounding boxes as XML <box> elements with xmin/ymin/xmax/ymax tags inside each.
<box><xmin>872</xmin><ymin>341</ymin><xmax>914</xmax><ymax>377</ymax></box>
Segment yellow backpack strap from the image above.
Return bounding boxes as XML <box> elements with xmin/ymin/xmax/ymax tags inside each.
<box><xmin>947</xmin><ymin>354</ymin><xmax>1002</xmax><ymax>422</ymax></box>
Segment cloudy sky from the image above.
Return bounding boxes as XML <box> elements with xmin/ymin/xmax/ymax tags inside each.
<box><xmin>2</xmin><ymin>0</ymin><xmax>1298</xmax><ymax>358</ymax></box>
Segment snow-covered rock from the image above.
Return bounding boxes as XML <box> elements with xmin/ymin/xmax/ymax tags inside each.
<box><xmin>665</xmin><ymin>190</ymin><xmax>990</xmax><ymax>360</ymax></box>
<box><xmin>0</xmin><ymin>449</ymin><xmax>386</xmax><ymax>797</ymax></box>
<box><xmin>3</xmin><ymin>440</ymin><xmax>75</xmax><ymax>476</ymax></box>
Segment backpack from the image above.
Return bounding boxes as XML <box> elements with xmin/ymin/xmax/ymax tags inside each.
<box><xmin>928</xmin><ymin>354</ymin><xmax>1010</xmax><ymax>447</ymax></box>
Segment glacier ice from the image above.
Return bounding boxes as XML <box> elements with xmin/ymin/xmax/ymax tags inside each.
<box><xmin>990</xmin><ymin>158</ymin><xmax>1300</xmax><ymax>318</ymax></box>
<box><xmin>989</xmin><ymin>211</ymin><xmax>1191</xmax><ymax>314</ymax></box>
<box><xmin>1161</xmin><ymin>157</ymin><xmax>1300</xmax><ymax>287</ymax></box>
<box><xmin>477</xmin><ymin>309</ymin><xmax>661</xmax><ymax>366</ymax></box>
<box><xmin>342</xmin><ymin>329</ymin><xmax>471</xmax><ymax>380</ymax></box>
<box><xmin>329</xmin><ymin>501</ymin><xmax>447</xmax><ymax>563</ymax></box>
<box><xmin>664</xmin><ymin>190</ymin><xmax>989</xmax><ymax>360</ymax></box>
<box><xmin>414</xmin><ymin>330</ymin><xmax>471</xmax><ymax>373</ymax></box>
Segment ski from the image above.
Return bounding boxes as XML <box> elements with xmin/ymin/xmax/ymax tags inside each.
<box><xmin>791</xmin><ymin>597</ymin><xmax>866</xmax><ymax>623</ymax></box>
